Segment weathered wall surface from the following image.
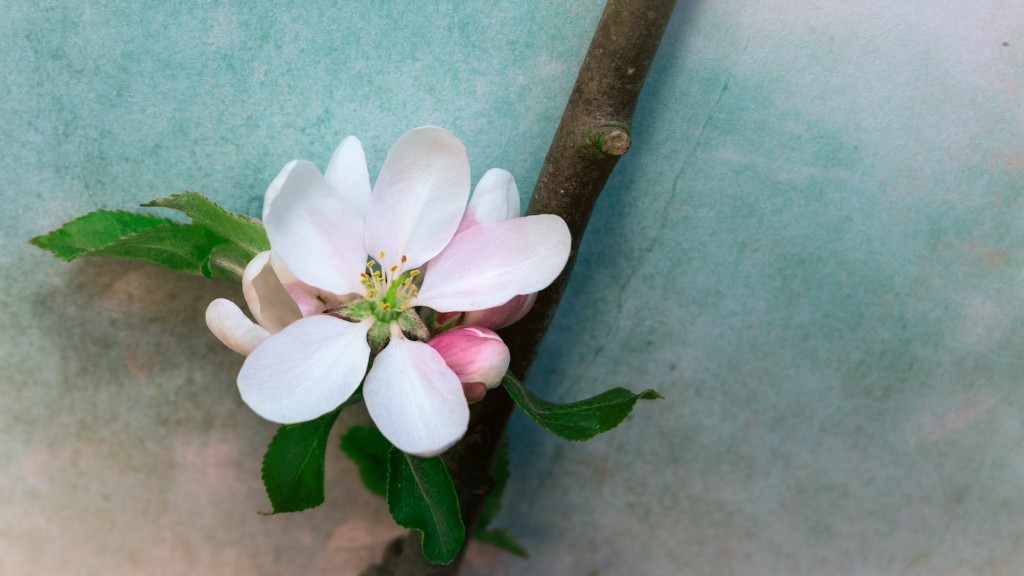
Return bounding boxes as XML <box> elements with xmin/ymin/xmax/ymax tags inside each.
<box><xmin>3</xmin><ymin>2</ymin><xmax>1023</xmax><ymax>574</ymax></box>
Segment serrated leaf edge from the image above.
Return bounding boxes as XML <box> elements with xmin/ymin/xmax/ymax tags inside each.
<box><xmin>387</xmin><ymin>449</ymin><xmax>465</xmax><ymax>565</ymax></box>
<box><xmin>29</xmin><ymin>209</ymin><xmax>179</xmax><ymax>261</ymax></box>
<box><xmin>260</xmin><ymin>410</ymin><xmax>340</xmax><ymax>515</ymax></box>
<box><xmin>502</xmin><ymin>372</ymin><xmax>663</xmax><ymax>441</ymax></box>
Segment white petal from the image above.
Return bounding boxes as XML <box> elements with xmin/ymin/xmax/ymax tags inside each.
<box><xmin>324</xmin><ymin>136</ymin><xmax>371</xmax><ymax>220</ymax></box>
<box><xmin>466</xmin><ymin>168</ymin><xmax>520</xmax><ymax>224</ymax></box>
<box><xmin>242</xmin><ymin>251</ymin><xmax>302</xmax><ymax>333</ymax></box>
<box><xmin>364</xmin><ymin>127</ymin><xmax>470</xmax><ymax>270</ymax></box>
<box><xmin>237</xmin><ymin>316</ymin><xmax>371</xmax><ymax>424</ymax></box>
<box><xmin>364</xmin><ymin>336</ymin><xmax>469</xmax><ymax>457</ymax></box>
<box><xmin>205</xmin><ymin>298</ymin><xmax>271</xmax><ymax>356</ymax></box>
<box><xmin>263</xmin><ymin>160</ymin><xmax>367</xmax><ymax>296</ymax></box>
<box><xmin>269</xmin><ymin>252</ymin><xmax>350</xmax><ymax>317</ymax></box>
<box><xmin>415</xmin><ymin>215</ymin><xmax>571</xmax><ymax>312</ymax></box>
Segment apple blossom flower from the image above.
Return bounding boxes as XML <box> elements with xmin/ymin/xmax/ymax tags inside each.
<box><xmin>207</xmin><ymin>126</ymin><xmax>570</xmax><ymax>456</ymax></box>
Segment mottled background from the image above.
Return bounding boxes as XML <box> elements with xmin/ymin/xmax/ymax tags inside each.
<box><xmin>4</xmin><ymin>1</ymin><xmax>1024</xmax><ymax>574</ymax></box>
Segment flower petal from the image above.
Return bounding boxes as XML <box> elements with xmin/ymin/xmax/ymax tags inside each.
<box><xmin>263</xmin><ymin>160</ymin><xmax>367</xmax><ymax>296</ymax></box>
<box><xmin>364</xmin><ymin>335</ymin><xmax>469</xmax><ymax>457</ymax></box>
<box><xmin>205</xmin><ymin>298</ymin><xmax>271</xmax><ymax>356</ymax></box>
<box><xmin>460</xmin><ymin>292</ymin><xmax>537</xmax><ymax>330</ymax></box>
<box><xmin>465</xmin><ymin>168</ymin><xmax>520</xmax><ymax>225</ymax></box>
<box><xmin>237</xmin><ymin>316</ymin><xmax>371</xmax><ymax>424</ymax></box>
<box><xmin>324</xmin><ymin>136</ymin><xmax>371</xmax><ymax>220</ymax></box>
<box><xmin>242</xmin><ymin>251</ymin><xmax>302</xmax><ymax>333</ymax></box>
<box><xmin>415</xmin><ymin>215</ymin><xmax>571</xmax><ymax>312</ymax></box>
<box><xmin>269</xmin><ymin>252</ymin><xmax>350</xmax><ymax>317</ymax></box>
<box><xmin>364</xmin><ymin>127</ymin><xmax>470</xmax><ymax>270</ymax></box>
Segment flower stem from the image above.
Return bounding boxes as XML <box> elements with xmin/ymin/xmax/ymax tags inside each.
<box><xmin>361</xmin><ymin>0</ymin><xmax>679</xmax><ymax>573</ymax></box>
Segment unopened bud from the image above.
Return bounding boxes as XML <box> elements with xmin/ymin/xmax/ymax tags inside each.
<box><xmin>428</xmin><ymin>326</ymin><xmax>510</xmax><ymax>398</ymax></box>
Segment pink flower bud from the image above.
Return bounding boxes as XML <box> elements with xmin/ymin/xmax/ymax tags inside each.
<box><xmin>460</xmin><ymin>292</ymin><xmax>537</xmax><ymax>330</ymax></box>
<box><xmin>428</xmin><ymin>327</ymin><xmax>510</xmax><ymax>402</ymax></box>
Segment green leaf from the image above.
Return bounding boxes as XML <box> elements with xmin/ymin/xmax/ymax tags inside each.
<box><xmin>339</xmin><ymin>425</ymin><xmax>391</xmax><ymax>498</ymax></box>
<box><xmin>260</xmin><ymin>392</ymin><xmax>363</xmax><ymax>514</ymax></box>
<box><xmin>471</xmin><ymin>438</ymin><xmax>528</xmax><ymax>558</ymax></box>
<box><xmin>30</xmin><ymin>210</ymin><xmax>175</xmax><ymax>260</ymax></box>
<box><xmin>261</xmin><ymin>410</ymin><xmax>341</xmax><ymax>514</ymax></box>
<box><xmin>31</xmin><ymin>194</ymin><xmax>268</xmax><ymax>279</ymax></box>
<box><xmin>387</xmin><ymin>448</ymin><xmax>465</xmax><ymax>565</ymax></box>
<box><xmin>143</xmin><ymin>192</ymin><xmax>269</xmax><ymax>256</ymax></box>
<box><xmin>501</xmin><ymin>372</ymin><xmax>663</xmax><ymax>441</ymax></box>
<box><xmin>30</xmin><ymin>209</ymin><xmax>224</xmax><ymax>275</ymax></box>
<box><xmin>474</xmin><ymin>437</ymin><xmax>510</xmax><ymax>531</ymax></box>
<box><xmin>207</xmin><ymin>242</ymin><xmax>255</xmax><ymax>278</ymax></box>
<box><xmin>473</xmin><ymin>529</ymin><xmax>529</xmax><ymax>558</ymax></box>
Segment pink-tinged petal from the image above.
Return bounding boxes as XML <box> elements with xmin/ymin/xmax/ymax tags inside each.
<box><xmin>237</xmin><ymin>316</ymin><xmax>371</xmax><ymax>424</ymax></box>
<box><xmin>268</xmin><ymin>252</ymin><xmax>350</xmax><ymax>317</ymax></box>
<box><xmin>282</xmin><ymin>282</ymin><xmax>354</xmax><ymax>317</ymax></box>
<box><xmin>263</xmin><ymin>160</ymin><xmax>367</xmax><ymax>296</ymax></box>
<box><xmin>434</xmin><ymin>311</ymin><xmax>462</xmax><ymax>326</ymax></box>
<box><xmin>466</xmin><ymin>168</ymin><xmax>520</xmax><ymax>225</ymax></box>
<box><xmin>365</xmin><ymin>127</ymin><xmax>470</xmax><ymax>270</ymax></box>
<box><xmin>205</xmin><ymin>298</ymin><xmax>271</xmax><ymax>356</ymax></box>
<box><xmin>324</xmin><ymin>136</ymin><xmax>371</xmax><ymax>220</ymax></box>
<box><xmin>415</xmin><ymin>215</ymin><xmax>571</xmax><ymax>312</ymax></box>
<box><xmin>242</xmin><ymin>251</ymin><xmax>302</xmax><ymax>333</ymax></box>
<box><xmin>364</xmin><ymin>335</ymin><xmax>469</xmax><ymax>457</ymax></box>
<box><xmin>428</xmin><ymin>326</ymin><xmax>509</xmax><ymax>389</ymax></box>
<box><xmin>460</xmin><ymin>292</ymin><xmax>537</xmax><ymax>330</ymax></box>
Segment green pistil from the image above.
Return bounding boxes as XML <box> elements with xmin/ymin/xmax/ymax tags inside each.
<box><xmin>383</xmin><ymin>274</ymin><xmax>402</xmax><ymax>305</ymax></box>
<box><xmin>363</xmin><ymin>269</ymin><xmax>418</xmax><ymax>323</ymax></box>
<box><xmin>372</xmin><ymin>301</ymin><xmax>399</xmax><ymax>324</ymax></box>
<box><xmin>346</xmin><ymin>257</ymin><xmax>426</xmax><ymax>347</ymax></box>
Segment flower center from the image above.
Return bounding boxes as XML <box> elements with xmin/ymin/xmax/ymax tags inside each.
<box><xmin>360</xmin><ymin>252</ymin><xmax>420</xmax><ymax>323</ymax></box>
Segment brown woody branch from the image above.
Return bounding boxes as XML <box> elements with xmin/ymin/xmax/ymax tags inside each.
<box><xmin>362</xmin><ymin>1</ymin><xmax>679</xmax><ymax>574</ymax></box>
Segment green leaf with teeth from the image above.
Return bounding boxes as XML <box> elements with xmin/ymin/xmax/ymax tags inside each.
<box><xmin>31</xmin><ymin>192</ymin><xmax>269</xmax><ymax>280</ymax></box>
<box><xmin>501</xmin><ymin>372</ymin><xmax>663</xmax><ymax>441</ymax></box>
<box><xmin>387</xmin><ymin>448</ymin><xmax>465</xmax><ymax>565</ymax></box>
<box><xmin>30</xmin><ymin>210</ymin><xmax>224</xmax><ymax>276</ymax></box>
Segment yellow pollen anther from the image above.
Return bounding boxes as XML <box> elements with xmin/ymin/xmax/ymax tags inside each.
<box><xmin>359</xmin><ymin>250</ymin><xmax>422</xmax><ymax>320</ymax></box>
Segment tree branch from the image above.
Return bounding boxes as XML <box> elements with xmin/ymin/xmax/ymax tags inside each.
<box><xmin>363</xmin><ymin>1</ymin><xmax>678</xmax><ymax>573</ymax></box>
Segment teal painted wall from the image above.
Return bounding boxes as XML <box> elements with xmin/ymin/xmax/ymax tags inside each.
<box><xmin>4</xmin><ymin>2</ymin><xmax>1024</xmax><ymax>574</ymax></box>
